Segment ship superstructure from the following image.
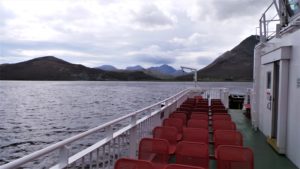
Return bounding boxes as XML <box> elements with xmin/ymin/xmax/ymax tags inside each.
<box><xmin>252</xmin><ymin>0</ymin><xmax>300</xmax><ymax>167</ymax></box>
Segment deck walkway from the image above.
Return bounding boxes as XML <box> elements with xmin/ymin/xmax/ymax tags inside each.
<box><xmin>224</xmin><ymin>109</ymin><xmax>298</xmax><ymax>169</ymax></box>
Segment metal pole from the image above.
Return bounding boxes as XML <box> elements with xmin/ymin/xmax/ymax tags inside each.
<box><xmin>181</xmin><ymin>66</ymin><xmax>198</xmax><ymax>88</ymax></box>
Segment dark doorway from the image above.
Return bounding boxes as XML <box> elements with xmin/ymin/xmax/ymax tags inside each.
<box><xmin>271</xmin><ymin>61</ymin><xmax>280</xmax><ymax>139</ymax></box>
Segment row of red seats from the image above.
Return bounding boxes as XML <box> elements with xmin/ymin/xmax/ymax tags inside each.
<box><xmin>115</xmin><ymin>158</ymin><xmax>204</xmax><ymax>169</ymax></box>
<box><xmin>210</xmin><ymin>99</ymin><xmax>254</xmax><ymax>169</ymax></box>
<box><xmin>114</xmin><ymin>97</ymin><xmax>253</xmax><ymax>169</ymax></box>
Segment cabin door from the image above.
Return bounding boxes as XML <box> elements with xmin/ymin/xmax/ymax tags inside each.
<box><xmin>271</xmin><ymin>61</ymin><xmax>280</xmax><ymax>139</ymax></box>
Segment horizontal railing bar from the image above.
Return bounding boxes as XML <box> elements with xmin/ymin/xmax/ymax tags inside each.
<box><xmin>0</xmin><ymin>89</ymin><xmax>190</xmax><ymax>169</ymax></box>
<box><xmin>68</xmin><ymin>96</ymin><xmax>178</xmax><ymax>165</ymax></box>
<box><xmin>260</xmin><ymin>1</ymin><xmax>275</xmax><ymax>20</ymax></box>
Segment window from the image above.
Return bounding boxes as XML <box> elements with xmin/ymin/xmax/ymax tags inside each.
<box><xmin>267</xmin><ymin>72</ymin><xmax>272</xmax><ymax>89</ymax></box>
<box><xmin>287</xmin><ymin>0</ymin><xmax>300</xmax><ymax>16</ymax></box>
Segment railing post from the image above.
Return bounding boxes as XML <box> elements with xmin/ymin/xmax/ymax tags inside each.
<box><xmin>106</xmin><ymin>125</ymin><xmax>113</xmax><ymax>140</ymax></box>
<box><xmin>223</xmin><ymin>89</ymin><xmax>229</xmax><ymax>109</ymax></box>
<box><xmin>58</xmin><ymin>145</ymin><xmax>69</xmax><ymax>169</ymax></box>
<box><xmin>129</xmin><ymin>115</ymin><xmax>137</xmax><ymax>158</ymax></box>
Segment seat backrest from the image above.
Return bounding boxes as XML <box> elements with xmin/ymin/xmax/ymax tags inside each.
<box><xmin>212</xmin><ymin>109</ymin><xmax>227</xmax><ymax>114</ymax></box>
<box><xmin>181</xmin><ymin>103</ymin><xmax>194</xmax><ymax>108</ymax></box>
<box><xmin>183</xmin><ymin>128</ymin><xmax>209</xmax><ymax>144</ymax></box>
<box><xmin>190</xmin><ymin>114</ymin><xmax>209</xmax><ymax>120</ymax></box>
<box><xmin>138</xmin><ymin>138</ymin><xmax>169</xmax><ymax>164</ymax></box>
<box><xmin>163</xmin><ymin>118</ymin><xmax>184</xmax><ymax>133</ymax></box>
<box><xmin>214</xmin><ymin>130</ymin><xmax>243</xmax><ymax>149</ymax></box>
<box><xmin>211</xmin><ymin>105</ymin><xmax>225</xmax><ymax>109</ymax></box>
<box><xmin>153</xmin><ymin>126</ymin><xmax>178</xmax><ymax>145</ymax></box>
<box><xmin>177</xmin><ymin>107</ymin><xmax>192</xmax><ymax>113</ymax></box>
<box><xmin>212</xmin><ymin>114</ymin><xmax>231</xmax><ymax>121</ymax></box>
<box><xmin>216</xmin><ymin>145</ymin><xmax>254</xmax><ymax>169</ymax></box>
<box><xmin>170</xmin><ymin>113</ymin><xmax>187</xmax><ymax>125</ymax></box>
<box><xmin>176</xmin><ymin>141</ymin><xmax>209</xmax><ymax>169</ymax></box>
<box><xmin>193</xmin><ymin>108</ymin><xmax>209</xmax><ymax>113</ymax></box>
<box><xmin>213</xmin><ymin>120</ymin><xmax>236</xmax><ymax>131</ymax></box>
<box><xmin>165</xmin><ymin>164</ymin><xmax>205</xmax><ymax>169</ymax></box>
<box><xmin>187</xmin><ymin>119</ymin><xmax>208</xmax><ymax>129</ymax></box>
<box><xmin>114</xmin><ymin>158</ymin><xmax>154</xmax><ymax>169</ymax></box>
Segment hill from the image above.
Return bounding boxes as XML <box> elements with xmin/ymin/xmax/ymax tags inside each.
<box><xmin>126</xmin><ymin>65</ymin><xmax>145</xmax><ymax>71</ymax></box>
<box><xmin>0</xmin><ymin>56</ymin><xmax>158</xmax><ymax>81</ymax></box>
<box><xmin>95</xmin><ymin>65</ymin><xmax>118</xmax><ymax>71</ymax></box>
<box><xmin>177</xmin><ymin>35</ymin><xmax>259</xmax><ymax>81</ymax></box>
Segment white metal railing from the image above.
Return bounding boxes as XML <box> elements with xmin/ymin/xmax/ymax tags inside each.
<box><xmin>258</xmin><ymin>0</ymin><xmax>281</xmax><ymax>42</ymax></box>
<box><xmin>0</xmin><ymin>87</ymin><xmax>229</xmax><ymax>169</ymax></box>
<box><xmin>0</xmin><ymin>88</ymin><xmax>192</xmax><ymax>169</ymax></box>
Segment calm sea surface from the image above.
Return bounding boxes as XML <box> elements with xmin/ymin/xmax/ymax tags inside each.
<box><xmin>0</xmin><ymin>81</ymin><xmax>252</xmax><ymax>166</ymax></box>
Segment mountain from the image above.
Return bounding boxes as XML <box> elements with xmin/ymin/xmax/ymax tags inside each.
<box><xmin>0</xmin><ymin>56</ymin><xmax>158</xmax><ymax>81</ymax></box>
<box><xmin>95</xmin><ymin>65</ymin><xmax>118</xmax><ymax>71</ymax></box>
<box><xmin>148</xmin><ymin>64</ymin><xmax>176</xmax><ymax>74</ymax></box>
<box><xmin>146</xmin><ymin>64</ymin><xmax>187</xmax><ymax>78</ymax></box>
<box><xmin>177</xmin><ymin>35</ymin><xmax>259</xmax><ymax>81</ymax></box>
<box><xmin>126</xmin><ymin>65</ymin><xmax>145</xmax><ymax>71</ymax></box>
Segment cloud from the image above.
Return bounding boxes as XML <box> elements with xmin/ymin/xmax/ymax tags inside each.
<box><xmin>134</xmin><ymin>54</ymin><xmax>174</xmax><ymax>65</ymax></box>
<box><xmin>0</xmin><ymin>0</ymin><xmax>268</xmax><ymax>69</ymax></box>
<box><xmin>127</xmin><ymin>45</ymin><xmax>174</xmax><ymax>65</ymax></box>
<box><xmin>194</xmin><ymin>0</ymin><xmax>269</xmax><ymax>20</ymax></box>
<box><xmin>131</xmin><ymin>4</ymin><xmax>175</xmax><ymax>31</ymax></box>
<box><xmin>197</xmin><ymin>57</ymin><xmax>214</xmax><ymax>65</ymax></box>
<box><xmin>0</xmin><ymin>2</ymin><xmax>14</xmax><ymax>26</ymax></box>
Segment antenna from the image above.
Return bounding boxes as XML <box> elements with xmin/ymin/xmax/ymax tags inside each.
<box><xmin>181</xmin><ymin>66</ymin><xmax>198</xmax><ymax>87</ymax></box>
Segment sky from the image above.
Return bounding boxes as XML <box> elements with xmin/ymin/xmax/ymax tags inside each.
<box><xmin>0</xmin><ymin>0</ymin><xmax>270</xmax><ymax>69</ymax></box>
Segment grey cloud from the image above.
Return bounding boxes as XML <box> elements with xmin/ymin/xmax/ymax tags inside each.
<box><xmin>0</xmin><ymin>3</ymin><xmax>15</xmax><ymax>26</ymax></box>
<box><xmin>132</xmin><ymin>4</ymin><xmax>174</xmax><ymax>28</ymax></box>
<box><xmin>133</xmin><ymin>54</ymin><xmax>174</xmax><ymax>65</ymax></box>
<box><xmin>197</xmin><ymin>57</ymin><xmax>213</xmax><ymax>65</ymax></box>
<box><xmin>198</xmin><ymin>0</ymin><xmax>268</xmax><ymax>20</ymax></box>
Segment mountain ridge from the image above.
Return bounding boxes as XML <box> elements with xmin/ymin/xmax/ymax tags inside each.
<box><xmin>177</xmin><ymin>35</ymin><xmax>259</xmax><ymax>81</ymax></box>
<box><xmin>0</xmin><ymin>56</ymin><xmax>158</xmax><ymax>81</ymax></box>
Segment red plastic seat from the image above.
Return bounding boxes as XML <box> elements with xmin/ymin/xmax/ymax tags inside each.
<box><xmin>163</xmin><ymin>118</ymin><xmax>184</xmax><ymax>140</ymax></box>
<box><xmin>139</xmin><ymin>138</ymin><xmax>169</xmax><ymax>169</ymax></box>
<box><xmin>182</xmin><ymin>128</ymin><xmax>209</xmax><ymax>144</ymax></box>
<box><xmin>172</xmin><ymin>111</ymin><xmax>188</xmax><ymax>115</ymax></box>
<box><xmin>216</xmin><ymin>145</ymin><xmax>254</xmax><ymax>169</ymax></box>
<box><xmin>194</xmin><ymin>96</ymin><xmax>203</xmax><ymax>100</ymax></box>
<box><xmin>190</xmin><ymin>114</ymin><xmax>209</xmax><ymax>121</ymax></box>
<box><xmin>114</xmin><ymin>158</ymin><xmax>154</xmax><ymax>169</ymax></box>
<box><xmin>193</xmin><ymin>108</ymin><xmax>209</xmax><ymax>113</ymax></box>
<box><xmin>175</xmin><ymin>141</ymin><xmax>209</xmax><ymax>169</ymax></box>
<box><xmin>211</xmin><ymin>109</ymin><xmax>228</xmax><ymax>114</ymax></box>
<box><xmin>177</xmin><ymin>107</ymin><xmax>192</xmax><ymax>113</ymax></box>
<box><xmin>212</xmin><ymin>114</ymin><xmax>231</xmax><ymax>121</ymax></box>
<box><xmin>165</xmin><ymin>164</ymin><xmax>205</xmax><ymax>169</ymax></box>
<box><xmin>181</xmin><ymin>104</ymin><xmax>194</xmax><ymax>108</ymax></box>
<box><xmin>213</xmin><ymin>121</ymin><xmax>236</xmax><ymax>131</ymax></box>
<box><xmin>187</xmin><ymin>119</ymin><xmax>208</xmax><ymax>129</ymax></box>
<box><xmin>153</xmin><ymin>126</ymin><xmax>178</xmax><ymax>154</ymax></box>
<box><xmin>214</xmin><ymin>130</ymin><xmax>243</xmax><ymax>149</ymax></box>
<box><xmin>170</xmin><ymin>113</ymin><xmax>187</xmax><ymax>125</ymax></box>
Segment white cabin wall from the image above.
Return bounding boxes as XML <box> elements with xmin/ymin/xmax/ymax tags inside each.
<box><xmin>285</xmin><ymin>30</ymin><xmax>300</xmax><ymax>168</ymax></box>
<box><xmin>256</xmin><ymin>29</ymin><xmax>300</xmax><ymax>168</ymax></box>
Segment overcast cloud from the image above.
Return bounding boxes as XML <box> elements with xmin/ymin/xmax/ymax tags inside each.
<box><xmin>0</xmin><ymin>0</ymin><xmax>270</xmax><ymax>69</ymax></box>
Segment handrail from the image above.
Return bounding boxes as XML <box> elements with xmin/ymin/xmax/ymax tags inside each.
<box><xmin>258</xmin><ymin>0</ymin><xmax>281</xmax><ymax>42</ymax></box>
<box><xmin>0</xmin><ymin>88</ymin><xmax>190</xmax><ymax>169</ymax></box>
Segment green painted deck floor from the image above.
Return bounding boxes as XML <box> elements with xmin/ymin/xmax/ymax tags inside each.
<box><xmin>169</xmin><ymin>109</ymin><xmax>298</xmax><ymax>169</ymax></box>
<box><xmin>220</xmin><ymin>109</ymin><xmax>299</xmax><ymax>169</ymax></box>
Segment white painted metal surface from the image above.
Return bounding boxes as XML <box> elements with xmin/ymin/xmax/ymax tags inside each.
<box><xmin>254</xmin><ymin>0</ymin><xmax>300</xmax><ymax>167</ymax></box>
